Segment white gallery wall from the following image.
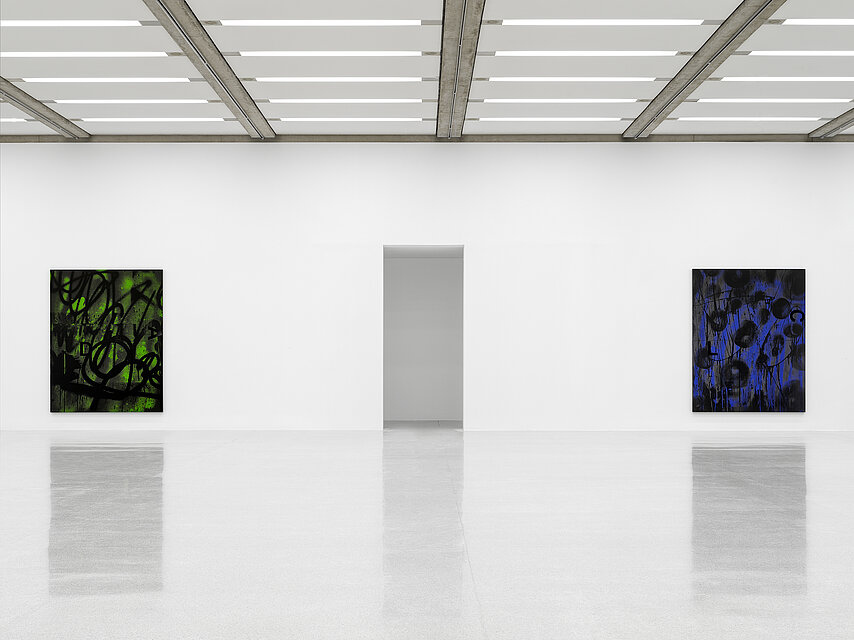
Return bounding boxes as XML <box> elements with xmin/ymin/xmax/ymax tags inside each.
<box><xmin>1</xmin><ymin>142</ymin><xmax>852</xmax><ymax>431</ymax></box>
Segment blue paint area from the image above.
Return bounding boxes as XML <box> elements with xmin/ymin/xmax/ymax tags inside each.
<box><xmin>692</xmin><ymin>269</ymin><xmax>805</xmax><ymax>412</ymax></box>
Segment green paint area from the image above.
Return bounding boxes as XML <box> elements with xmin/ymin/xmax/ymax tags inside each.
<box><xmin>50</xmin><ymin>270</ymin><xmax>163</xmax><ymax>413</ymax></box>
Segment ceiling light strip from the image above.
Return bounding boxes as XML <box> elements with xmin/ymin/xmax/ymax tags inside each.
<box><xmin>488</xmin><ymin>77</ymin><xmax>656</xmax><ymax>82</ymax></box>
<box><xmin>268</xmin><ymin>98</ymin><xmax>423</xmax><ymax>103</ymax></box>
<box><xmin>477</xmin><ymin>117</ymin><xmax>623</xmax><ymax>121</ymax></box>
<box><xmin>239</xmin><ymin>51</ymin><xmax>424</xmax><ymax>57</ymax></box>
<box><xmin>697</xmin><ymin>98</ymin><xmax>852</xmax><ymax>103</ymax></box>
<box><xmin>219</xmin><ymin>20</ymin><xmax>422</xmax><ymax>27</ymax></box>
<box><xmin>484</xmin><ymin>98</ymin><xmax>638</xmax><ymax>103</ymax></box>
<box><xmin>21</xmin><ymin>77</ymin><xmax>190</xmax><ymax>83</ymax></box>
<box><xmin>255</xmin><ymin>77</ymin><xmax>424</xmax><ymax>82</ymax></box>
<box><xmin>82</xmin><ymin>117</ymin><xmax>224</xmax><ymax>122</ymax></box>
<box><xmin>55</xmin><ymin>99</ymin><xmax>210</xmax><ymax>104</ymax></box>
<box><xmin>499</xmin><ymin>19</ymin><xmax>704</xmax><ymax>26</ymax></box>
<box><xmin>721</xmin><ymin>76</ymin><xmax>854</xmax><ymax>81</ymax></box>
<box><xmin>678</xmin><ymin>116</ymin><xmax>820</xmax><ymax>121</ymax></box>
<box><xmin>0</xmin><ymin>20</ymin><xmax>142</xmax><ymax>27</ymax></box>
<box><xmin>749</xmin><ymin>51</ymin><xmax>854</xmax><ymax>56</ymax></box>
<box><xmin>1</xmin><ymin>52</ymin><xmax>169</xmax><ymax>58</ymax></box>
<box><xmin>492</xmin><ymin>51</ymin><xmax>678</xmax><ymax>57</ymax></box>
<box><xmin>279</xmin><ymin>117</ymin><xmax>424</xmax><ymax>122</ymax></box>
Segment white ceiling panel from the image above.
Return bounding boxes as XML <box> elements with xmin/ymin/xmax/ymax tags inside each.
<box><xmin>188</xmin><ymin>0</ymin><xmax>443</xmax><ymax>21</ymax></box>
<box><xmin>227</xmin><ymin>56</ymin><xmax>438</xmax><ymax>78</ymax></box>
<box><xmin>245</xmin><ymin>80</ymin><xmax>439</xmax><ymax>100</ymax></box>
<box><xmin>271</xmin><ymin>120</ymin><xmax>435</xmax><ymax>135</ymax></box>
<box><xmin>478</xmin><ymin>26</ymin><xmax>718</xmax><ymax>52</ymax></box>
<box><xmin>0</xmin><ymin>101</ymin><xmax>29</xmax><ymax>118</ymax></box>
<box><xmin>774</xmin><ymin>0</ymin><xmax>854</xmax><ymax>19</ymax></box>
<box><xmin>740</xmin><ymin>26</ymin><xmax>854</xmax><ymax>50</ymax></box>
<box><xmin>48</xmin><ymin>102</ymin><xmax>233</xmax><ymax>119</ymax></box>
<box><xmin>0</xmin><ymin>120</ymin><xmax>57</xmax><ymax>134</ymax></box>
<box><xmin>463</xmin><ymin>120</ymin><xmax>628</xmax><ymax>134</ymax></box>
<box><xmin>259</xmin><ymin>102</ymin><xmax>435</xmax><ymax>119</ymax></box>
<box><xmin>466</xmin><ymin>102</ymin><xmax>645</xmax><ymax>119</ymax></box>
<box><xmin>655</xmin><ymin>119</ymin><xmax>821</xmax><ymax>134</ymax></box>
<box><xmin>483</xmin><ymin>1</ymin><xmax>742</xmax><ymax>21</ymax></box>
<box><xmin>0</xmin><ymin>57</ymin><xmax>199</xmax><ymax>79</ymax></box>
<box><xmin>0</xmin><ymin>26</ymin><xmax>178</xmax><ymax>51</ymax></box>
<box><xmin>473</xmin><ymin>56</ymin><xmax>686</xmax><ymax>78</ymax></box>
<box><xmin>715</xmin><ymin>56</ymin><xmax>854</xmax><ymax>77</ymax></box>
<box><xmin>690</xmin><ymin>80</ymin><xmax>854</xmax><ymax>99</ymax></box>
<box><xmin>672</xmin><ymin>101</ymin><xmax>854</xmax><ymax>118</ymax></box>
<box><xmin>80</xmin><ymin>120</ymin><xmax>247</xmax><ymax>135</ymax></box>
<box><xmin>0</xmin><ymin>0</ymin><xmax>154</xmax><ymax>20</ymax></box>
<box><xmin>469</xmin><ymin>80</ymin><xmax>667</xmax><ymax>99</ymax></box>
<box><xmin>9</xmin><ymin>80</ymin><xmax>220</xmax><ymax>101</ymax></box>
<box><xmin>206</xmin><ymin>26</ymin><xmax>441</xmax><ymax>52</ymax></box>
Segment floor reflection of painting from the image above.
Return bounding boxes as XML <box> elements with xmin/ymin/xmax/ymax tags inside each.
<box><xmin>49</xmin><ymin>444</ymin><xmax>163</xmax><ymax>595</ymax></box>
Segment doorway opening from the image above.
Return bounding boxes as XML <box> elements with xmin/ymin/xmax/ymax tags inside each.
<box><xmin>383</xmin><ymin>246</ymin><xmax>463</xmax><ymax>429</ymax></box>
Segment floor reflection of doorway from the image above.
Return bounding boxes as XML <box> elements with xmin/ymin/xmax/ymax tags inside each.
<box><xmin>382</xmin><ymin>422</ymin><xmax>481</xmax><ymax>638</ymax></box>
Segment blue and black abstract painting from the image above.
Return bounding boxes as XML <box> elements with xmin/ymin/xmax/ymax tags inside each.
<box><xmin>692</xmin><ymin>269</ymin><xmax>805</xmax><ymax>412</ymax></box>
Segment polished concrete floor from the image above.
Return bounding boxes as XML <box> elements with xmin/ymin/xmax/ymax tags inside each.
<box><xmin>1</xmin><ymin>426</ymin><xmax>853</xmax><ymax>639</ymax></box>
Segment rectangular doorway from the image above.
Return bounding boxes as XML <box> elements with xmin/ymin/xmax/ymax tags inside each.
<box><xmin>383</xmin><ymin>246</ymin><xmax>463</xmax><ymax>427</ymax></box>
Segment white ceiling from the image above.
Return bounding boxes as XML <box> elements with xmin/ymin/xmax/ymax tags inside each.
<box><xmin>1</xmin><ymin>0</ymin><xmax>852</xmax><ymax>138</ymax></box>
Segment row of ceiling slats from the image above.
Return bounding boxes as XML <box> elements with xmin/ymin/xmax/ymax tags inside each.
<box><xmin>469</xmin><ymin>0</ymin><xmax>854</xmax><ymax>136</ymax></box>
<box><xmin>0</xmin><ymin>0</ymin><xmax>442</xmax><ymax>135</ymax></box>
<box><xmin>663</xmin><ymin>0</ymin><xmax>854</xmax><ymax>134</ymax></box>
<box><xmin>1</xmin><ymin>0</ymin><xmax>852</xmax><ymax>137</ymax></box>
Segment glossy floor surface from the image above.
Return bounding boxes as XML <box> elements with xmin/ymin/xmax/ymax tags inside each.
<box><xmin>1</xmin><ymin>427</ymin><xmax>853</xmax><ymax>640</ymax></box>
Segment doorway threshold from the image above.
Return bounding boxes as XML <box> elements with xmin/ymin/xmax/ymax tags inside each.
<box><xmin>383</xmin><ymin>420</ymin><xmax>463</xmax><ymax>430</ymax></box>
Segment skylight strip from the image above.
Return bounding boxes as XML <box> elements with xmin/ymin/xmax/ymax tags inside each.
<box><xmin>21</xmin><ymin>77</ymin><xmax>191</xmax><ymax>83</ymax></box>
<box><xmin>239</xmin><ymin>51</ymin><xmax>423</xmax><ymax>57</ymax></box>
<box><xmin>697</xmin><ymin>98</ymin><xmax>851</xmax><ymax>103</ymax></box>
<box><xmin>81</xmin><ymin>117</ymin><xmax>225</xmax><ymax>122</ymax></box>
<box><xmin>269</xmin><ymin>98</ymin><xmax>423</xmax><ymax>103</ymax></box>
<box><xmin>678</xmin><ymin>116</ymin><xmax>821</xmax><ymax>121</ymax></box>
<box><xmin>55</xmin><ymin>99</ymin><xmax>210</xmax><ymax>104</ymax></box>
<box><xmin>500</xmin><ymin>19</ymin><xmax>704</xmax><ymax>26</ymax></box>
<box><xmin>477</xmin><ymin>117</ymin><xmax>622</xmax><ymax>121</ymax></box>
<box><xmin>720</xmin><ymin>76</ymin><xmax>854</xmax><ymax>81</ymax></box>
<box><xmin>279</xmin><ymin>117</ymin><xmax>423</xmax><ymax>122</ymax></box>
<box><xmin>483</xmin><ymin>98</ymin><xmax>638</xmax><ymax>103</ymax></box>
<box><xmin>1</xmin><ymin>51</ymin><xmax>168</xmax><ymax>58</ymax></box>
<box><xmin>488</xmin><ymin>77</ymin><xmax>656</xmax><ymax>82</ymax></box>
<box><xmin>1</xmin><ymin>118</ymin><xmax>28</xmax><ymax>122</ymax></box>
<box><xmin>220</xmin><ymin>20</ymin><xmax>421</xmax><ymax>27</ymax></box>
<box><xmin>749</xmin><ymin>51</ymin><xmax>854</xmax><ymax>56</ymax></box>
<box><xmin>0</xmin><ymin>20</ymin><xmax>143</xmax><ymax>27</ymax></box>
<box><xmin>493</xmin><ymin>51</ymin><xmax>678</xmax><ymax>57</ymax></box>
<box><xmin>256</xmin><ymin>77</ymin><xmax>423</xmax><ymax>83</ymax></box>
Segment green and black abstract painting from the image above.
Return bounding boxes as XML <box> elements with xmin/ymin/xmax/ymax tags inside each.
<box><xmin>50</xmin><ymin>270</ymin><xmax>163</xmax><ymax>412</ymax></box>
